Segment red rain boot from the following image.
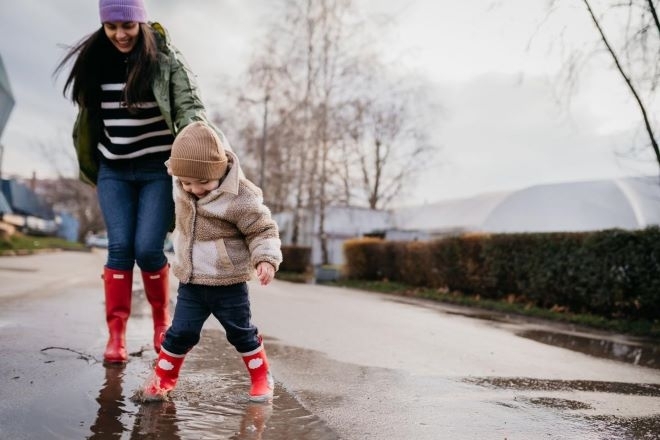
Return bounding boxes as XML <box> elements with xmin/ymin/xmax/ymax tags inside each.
<box><xmin>241</xmin><ymin>344</ymin><xmax>274</xmax><ymax>402</ymax></box>
<box><xmin>141</xmin><ymin>264</ymin><xmax>171</xmax><ymax>353</ymax></box>
<box><xmin>142</xmin><ymin>348</ymin><xmax>185</xmax><ymax>402</ymax></box>
<box><xmin>103</xmin><ymin>267</ymin><xmax>133</xmax><ymax>365</ymax></box>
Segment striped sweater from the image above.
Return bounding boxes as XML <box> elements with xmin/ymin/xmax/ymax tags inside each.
<box><xmin>98</xmin><ymin>53</ymin><xmax>174</xmax><ymax>162</ymax></box>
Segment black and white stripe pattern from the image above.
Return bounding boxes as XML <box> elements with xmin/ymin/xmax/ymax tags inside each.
<box><xmin>98</xmin><ymin>82</ymin><xmax>174</xmax><ymax>160</ymax></box>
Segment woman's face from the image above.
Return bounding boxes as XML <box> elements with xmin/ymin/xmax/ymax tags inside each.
<box><xmin>103</xmin><ymin>21</ymin><xmax>140</xmax><ymax>53</ymax></box>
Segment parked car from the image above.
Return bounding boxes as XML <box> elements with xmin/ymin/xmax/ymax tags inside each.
<box><xmin>85</xmin><ymin>232</ymin><xmax>108</xmax><ymax>248</ymax></box>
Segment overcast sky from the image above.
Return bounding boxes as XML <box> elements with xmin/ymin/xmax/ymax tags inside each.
<box><xmin>0</xmin><ymin>0</ymin><xmax>657</xmax><ymax>206</ymax></box>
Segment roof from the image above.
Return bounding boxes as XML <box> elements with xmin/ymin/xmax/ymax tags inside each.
<box><xmin>392</xmin><ymin>191</ymin><xmax>512</xmax><ymax>233</ymax></box>
<box><xmin>275</xmin><ymin>176</ymin><xmax>660</xmax><ymax>244</ymax></box>
<box><xmin>0</xmin><ymin>179</ymin><xmax>54</xmax><ymax>220</ymax></box>
<box><xmin>394</xmin><ymin>176</ymin><xmax>660</xmax><ymax>234</ymax></box>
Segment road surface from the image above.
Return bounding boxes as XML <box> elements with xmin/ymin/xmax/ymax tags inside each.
<box><xmin>0</xmin><ymin>250</ymin><xmax>658</xmax><ymax>439</ymax></box>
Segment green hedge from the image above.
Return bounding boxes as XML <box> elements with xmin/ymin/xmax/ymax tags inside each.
<box><xmin>343</xmin><ymin>227</ymin><xmax>660</xmax><ymax>320</ymax></box>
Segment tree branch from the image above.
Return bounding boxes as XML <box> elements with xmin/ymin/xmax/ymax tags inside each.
<box><xmin>582</xmin><ymin>0</ymin><xmax>660</xmax><ymax>171</ymax></box>
<box><xmin>645</xmin><ymin>0</ymin><xmax>660</xmax><ymax>38</ymax></box>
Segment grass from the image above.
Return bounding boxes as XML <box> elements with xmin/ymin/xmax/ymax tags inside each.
<box><xmin>325</xmin><ymin>278</ymin><xmax>660</xmax><ymax>339</ymax></box>
<box><xmin>0</xmin><ymin>234</ymin><xmax>86</xmax><ymax>254</ymax></box>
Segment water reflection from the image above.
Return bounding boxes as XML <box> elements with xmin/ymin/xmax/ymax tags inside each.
<box><xmin>132</xmin><ymin>400</ymin><xmax>180</xmax><ymax>439</ymax></box>
<box><xmin>88</xmin><ymin>366</ymin><xmax>129</xmax><ymax>439</ymax></box>
<box><xmin>464</xmin><ymin>376</ymin><xmax>660</xmax><ymax>396</ymax></box>
<box><xmin>517</xmin><ymin>329</ymin><xmax>660</xmax><ymax>370</ymax></box>
<box><xmin>88</xmin><ymin>366</ymin><xmax>181</xmax><ymax>439</ymax></box>
<box><xmin>230</xmin><ymin>402</ymin><xmax>273</xmax><ymax>440</ymax></box>
<box><xmin>84</xmin><ymin>332</ymin><xmax>338</xmax><ymax>439</ymax></box>
<box><xmin>465</xmin><ymin>376</ymin><xmax>660</xmax><ymax>439</ymax></box>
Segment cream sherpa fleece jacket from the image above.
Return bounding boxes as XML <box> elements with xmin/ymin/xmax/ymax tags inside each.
<box><xmin>170</xmin><ymin>150</ymin><xmax>282</xmax><ymax>286</ymax></box>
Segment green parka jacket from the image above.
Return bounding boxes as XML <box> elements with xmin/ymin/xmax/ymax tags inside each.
<box><xmin>72</xmin><ymin>22</ymin><xmax>229</xmax><ymax>185</ymax></box>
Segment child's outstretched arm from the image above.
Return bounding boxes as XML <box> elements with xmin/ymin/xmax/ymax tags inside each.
<box><xmin>256</xmin><ymin>262</ymin><xmax>275</xmax><ymax>286</ymax></box>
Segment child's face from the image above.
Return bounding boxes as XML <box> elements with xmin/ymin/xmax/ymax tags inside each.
<box><xmin>179</xmin><ymin>178</ymin><xmax>221</xmax><ymax>199</ymax></box>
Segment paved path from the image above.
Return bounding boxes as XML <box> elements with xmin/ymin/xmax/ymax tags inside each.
<box><xmin>1</xmin><ymin>250</ymin><xmax>659</xmax><ymax>439</ymax></box>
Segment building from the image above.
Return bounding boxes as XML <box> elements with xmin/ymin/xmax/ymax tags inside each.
<box><xmin>275</xmin><ymin>176</ymin><xmax>660</xmax><ymax>266</ymax></box>
<box><xmin>393</xmin><ymin>176</ymin><xmax>660</xmax><ymax>236</ymax></box>
<box><xmin>275</xmin><ymin>206</ymin><xmax>393</xmax><ymax>266</ymax></box>
<box><xmin>1</xmin><ymin>179</ymin><xmax>58</xmax><ymax>236</ymax></box>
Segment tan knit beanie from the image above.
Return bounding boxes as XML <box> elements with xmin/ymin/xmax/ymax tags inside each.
<box><xmin>169</xmin><ymin>122</ymin><xmax>228</xmax><ymax>180</ymax></box>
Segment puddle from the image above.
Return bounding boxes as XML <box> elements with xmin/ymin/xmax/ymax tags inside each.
<box><xmin>5</xmin><ymin>278</ymin><xmax>658</xmax><ymax>440</ymax></box>
<box><xmin>29</xmin><ymin>329</ymin><xmax>339</xmax><ymax>440</ymax></box>
<box><xmin>517</xmin><ymin>329</ymin><xmax>660</xmax><ymax>370</ymax></box>
<box><xmin>102</xmin><ymin>330</ymin><xmax>338</xmax><ymax>439</ymax></box>
<box><xmin>526</xmin><ymin>397</ymin><xmax>594</xmax><ymax>410</ymax></box>
<box><xmin>386</xmin><ymin>297</ymin><xmax>660</xmax><ymax>372</ymax></box>
<box><xmin>442</xmin><ymin>309</ymin><xmax>513</xmax><ymax>323</ymax></box>
<box><xmin>466</xmin><ymin>377</ymin><xmax>660</xmax><ymax>439</ymax></box>
<box><xmin>464</xmin><ymin>376</ymin><xmax>660</xmax><ymax>396</ymax></box>
<box><xmin>584</xmin><ymin>415</ymin><xmax>660</xmax><ymax>440</ymax></box>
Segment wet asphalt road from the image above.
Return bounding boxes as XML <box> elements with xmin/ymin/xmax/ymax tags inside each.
<box><xmin>0</xmin><ymin>250</ymin><xmax>659</xmax><ymax>439</ymax></box>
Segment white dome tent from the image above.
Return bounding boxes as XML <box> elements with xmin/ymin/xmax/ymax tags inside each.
<box><xmin>275</xmin><ymin>176</ymin><xmax>660</xmax><ymax>266</ymax></box>
<box><xmin>393</xmin><ymin>176</ymin><xmax>660</xmax><ymax>236</ymax></box>
<box><xmin>481</xmin><ymin>177</ymin><xmax>660</xmax><ymax>233</ymax></box>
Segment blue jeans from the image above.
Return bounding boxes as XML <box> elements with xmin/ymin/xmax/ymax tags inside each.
<box><xmin>162</xmin><ymin>282</ymin><xmax>260</xmax><ymax>355</ymax></box>
<box><xmin>97</xmin><ymin>158</ymin><xmax>174</xmax><ymax>272</ymax></box>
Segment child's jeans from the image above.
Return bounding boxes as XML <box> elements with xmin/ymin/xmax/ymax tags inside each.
<box><xmin>162</xmin><ymin>282</ymin><xmax>261</xmax><ymax>355</ymax></box>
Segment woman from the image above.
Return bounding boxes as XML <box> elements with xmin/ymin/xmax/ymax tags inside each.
<box><xmin>55</xmin><ymin>0</ymin><xmax>232</xmax><ymax>365</ymax></box>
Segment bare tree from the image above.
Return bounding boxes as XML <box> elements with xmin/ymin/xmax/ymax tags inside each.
<box><xmin>32</xmin><ymin>136</ymin><xmax>104</xmax><ymax>242</ymax></box>
<box><xmin>235</xmin><ymin>0</ymin><xmax>348</xmax><ymax>250</ymax></box>
<box><xmin>338</xmin><ymin>70</ymin><xmax>437</xmax><ymax>210</ymax></box>
<box><xmin>540</xmin><ymin>0</ymin><xmax>660</xmax><ymax>173</ymax></box>
<box><xmin>221</xmin><ymin>0</ymin><xmax>440</xmax><ymax>263</ymax></box>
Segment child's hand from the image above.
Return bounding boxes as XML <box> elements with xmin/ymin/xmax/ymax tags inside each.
<box><xmin>256</xmin><ymin>262</ymin><xmax>275</xmax><ymax>286</ymax></box>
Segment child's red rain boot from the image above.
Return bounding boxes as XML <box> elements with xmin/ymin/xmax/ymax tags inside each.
<box><xmin>103</xmin><ymin>267</ymin><xmax>133</xmax><ymax>365</ymax></box>
<box><xmin>142</xmin><ymin>348</ymin><xmax>185</xmax><ymax>402</ymax></box>
<box><xmin>141</xmin><ymin>264</ymin><xmax>171</xmax><ymax>353</ymax></box>
<box><xmin>241</xmin><ymin>345</ymin><xmax>274</xmax><ymax>402</ymax></box>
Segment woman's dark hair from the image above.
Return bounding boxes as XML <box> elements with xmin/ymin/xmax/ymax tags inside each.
<box><xmin>54</xmin><ymin>23</ymin><xmax>158</xmax><ymax>112</ymax></box>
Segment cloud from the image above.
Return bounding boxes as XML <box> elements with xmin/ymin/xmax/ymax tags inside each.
<box><xmin>1</xmin><ymin>1</ymin><xmax>656</xmax><ymax>205</ymax></box>
<box><xmin>403</xmin><ymin>73</ymin><xmax>658</xmax><ymax>205</ymax></box>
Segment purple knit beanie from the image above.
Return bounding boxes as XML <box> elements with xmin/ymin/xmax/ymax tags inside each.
<box><xmin>99</xmin><ymin>0</ymin><xmax>148</xmax><ymax>23</ymax></box>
